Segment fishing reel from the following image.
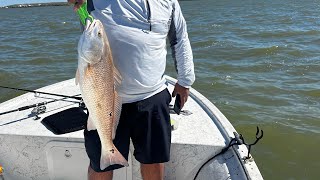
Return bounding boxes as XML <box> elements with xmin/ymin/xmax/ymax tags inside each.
<box><xmin>31</xmin><ymin>104</ymin><xmax>47</xmax><ymax>120</ymax></box>
<box><xmin>78</xmin><ymin>99</ymin><xmax>87</xmax><ymax>109</ymax></box>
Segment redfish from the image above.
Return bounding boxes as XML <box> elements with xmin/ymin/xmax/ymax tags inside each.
<box><xmin>76</xmin><ymin>19</ymin><xmax>128</xmax><ymax>170</ymax></box>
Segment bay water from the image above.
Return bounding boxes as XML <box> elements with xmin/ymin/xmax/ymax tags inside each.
<box><xmin>0</xmin><ymin>0</ymin><xmax>320</xmax><ymax>179</ymax></box>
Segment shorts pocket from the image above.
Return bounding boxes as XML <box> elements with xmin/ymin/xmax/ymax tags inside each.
<box><xmin>165</xmin><ymin>88</ymin><xmax>172</xmax><ymax>105</ymax></box>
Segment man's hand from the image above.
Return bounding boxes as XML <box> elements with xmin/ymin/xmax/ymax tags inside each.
<box><xmin>172</xmin><ymin>83</ymin><xmax>190</xmax><ymax>109</ymax></box>
<box><xmin>67</xmin><ymin>0</ymin><xmax>85</xmax><ymax>11</ymax></box>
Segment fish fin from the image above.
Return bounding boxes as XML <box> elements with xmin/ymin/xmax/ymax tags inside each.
<box><xmin>113</xmin><ymin>67</ymin><xmax>122</xmax><ymax>90</ymax></box>
<box><xmin>112</xmin><ymin>91</ymin><xmax>122</xmax><ymax>140</ymax></box>
<box><xmin>75</xmin><ymin>68</ymin><xmax>80</xmax><ymax>85</ymax></box>
<box><xmin>87</xmin><ymin>115</ymin><xmax>96</xmax><ymax>131</ymax></box>
<box><xmin>100</xmin><ymin>145</ymin><xmax>129</xmax><ymax>170</ymax></box>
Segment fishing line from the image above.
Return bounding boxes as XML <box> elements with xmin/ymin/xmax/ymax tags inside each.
<box><xmin>0</xmin><ymin>85</ymin><xmax>82</xmax><ymax>100</ymax></box>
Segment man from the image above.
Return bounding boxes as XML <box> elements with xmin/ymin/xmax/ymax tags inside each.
<box><xmin>68</xmin><ymin>0</ymin><xmax>195</xmax><ymax>179</ymax></box>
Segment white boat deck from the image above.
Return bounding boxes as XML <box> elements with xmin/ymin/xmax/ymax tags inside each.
<box><xmin>0</xmin><ymin>76</ymin><xmax>263</xmax><ymax>180</ymax></box>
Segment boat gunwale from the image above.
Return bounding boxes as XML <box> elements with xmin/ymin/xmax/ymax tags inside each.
<box><xmin>165</xmin><ymin>75</ymin><xmax>263</xmax><ymax>179</ymax></box>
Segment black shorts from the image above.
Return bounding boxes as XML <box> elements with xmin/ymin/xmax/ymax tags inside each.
<box><xmin>84</xmin><ymin>88</ymin><xmax>172</xmax><ymax>172</ymax></box>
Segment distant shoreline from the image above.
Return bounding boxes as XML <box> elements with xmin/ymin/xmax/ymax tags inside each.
<box><xmin>1</xmin><ymin>2</ymin><xmax>68</xmax><ymax>8</ymax></box>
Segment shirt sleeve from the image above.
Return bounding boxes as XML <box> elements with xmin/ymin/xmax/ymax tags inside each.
<box><xmin>168</xmin><ymin>0</ymin><xmax>195</xmax><ymax>88</ymax></box>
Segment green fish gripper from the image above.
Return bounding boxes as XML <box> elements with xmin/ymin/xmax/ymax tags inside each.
<box><xmin>76</xmin><ymin>1</ymin><xmax>94</xmax><ymax>26</ymax></box>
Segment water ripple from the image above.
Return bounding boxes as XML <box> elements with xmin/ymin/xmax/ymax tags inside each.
<box><xmin>0</xmin><ymin>2</ymin><xmax>320</xmax><ymax>179</ymax></box>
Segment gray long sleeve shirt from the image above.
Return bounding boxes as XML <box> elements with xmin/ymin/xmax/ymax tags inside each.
<box><xmin>89</xmin><ymin>0</ymin><xmax>195</xmax><ymax>103</ymax></box>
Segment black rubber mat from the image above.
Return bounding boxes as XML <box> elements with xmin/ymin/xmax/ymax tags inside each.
<box><xmin>41</xmin><ymin>107</ymin><xmax>88</xmax><ymax>135</ymax></box>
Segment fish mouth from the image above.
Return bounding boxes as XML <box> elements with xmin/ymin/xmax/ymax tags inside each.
<box><xmin>85</xmin><ymin>19</ymin><xmax>99</xmax><ymax>32</ymax></box>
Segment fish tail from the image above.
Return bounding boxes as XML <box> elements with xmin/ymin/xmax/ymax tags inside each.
<box><xmin>100</xmin><ymin>145</ymin><xmax>129</xmax><ymax>170</ymax></box>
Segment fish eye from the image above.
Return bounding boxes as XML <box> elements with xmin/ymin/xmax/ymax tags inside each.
<box><xmin>98</xmin><ymin>32</ymin><xmax>102</xmax><ymax>38</ymax></box>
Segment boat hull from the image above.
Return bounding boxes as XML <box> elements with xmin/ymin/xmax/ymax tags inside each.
<box><xmin>0</xmin><ymin>76</ymin><xmax>263</xmax><ymax>180</ymax></box>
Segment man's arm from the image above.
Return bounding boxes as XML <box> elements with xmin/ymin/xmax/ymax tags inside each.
<box><xmin>168</xmin><ymin>0</ymin><xmax>195</xmax><ymax>109</ymax></box>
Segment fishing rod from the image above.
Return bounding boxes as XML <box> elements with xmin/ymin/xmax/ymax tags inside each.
<box><xmin>0</xmin><ymin>94</ymin><xmax>83</xmax><ymax>116</ymax></box>
<box><xmin>0</xmin><ymin>85</ymin><xmax>82</xmax><ymax>101</ymax></box>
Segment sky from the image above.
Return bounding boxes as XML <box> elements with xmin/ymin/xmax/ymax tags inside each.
<box><xmin>0</xmin><ymin>0</ymin><xmax>65</xmax><ymax>7</ymax></box>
